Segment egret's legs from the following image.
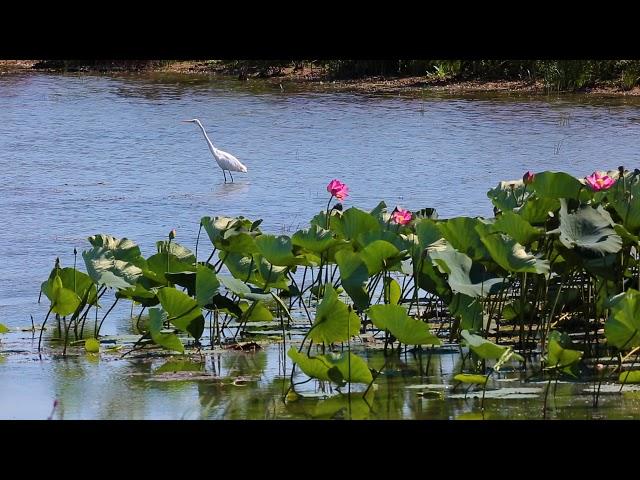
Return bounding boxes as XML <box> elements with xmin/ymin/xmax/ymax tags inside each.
<box><xmin>223</xmin><ymin>170</ymin><xmax>227</xmax><ymax>183</ymax></box>
<box><xmin>229</xmin><ymin>171</ymin><xmax>234</xmax><ymax>183</ymax></box>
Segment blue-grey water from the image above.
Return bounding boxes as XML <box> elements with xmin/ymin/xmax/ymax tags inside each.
<box><xmin>2</xmin><ymin>72</ymin><xmax>640</xmax><ymax>419</ymax></box>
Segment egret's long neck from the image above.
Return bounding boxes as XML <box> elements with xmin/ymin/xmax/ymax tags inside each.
<box><xmin>195</xmin><ymin>121</ymin><xmax>217</xmax><ymax>155</ymax></box>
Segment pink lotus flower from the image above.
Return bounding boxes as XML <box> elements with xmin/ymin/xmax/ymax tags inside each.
<box><xmin>522</xmin><ymin>171</ymin><xmax>535</xmax><ymax>185</ymax></box>
<box><xmin>392</xmin><ymin>208</ymin><xmax>412</xmax><ymax>225</ymax></box>
<box><xmin>585</xmin><ymin>171</ymin><xmax>616</xmax><ymax>191</ymax></box>
<box><xmin>326</xmin><ymin>179</ymin><xmax>349</xmax><ymax>201</ymax></box>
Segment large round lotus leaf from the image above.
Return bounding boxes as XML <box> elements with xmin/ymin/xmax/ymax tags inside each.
<box><xmin>487</xmin><ymin>180</ymin><xmax>532</xmax><ymax>212</ymax></box>
<box><xmin>157</xmin><ymin>288</ymin><xmax>204</xmax><ymax>340</ymax></box>
<box><xmin>530</xmin><ymin>171</ymin><xmax>583</xmax><ymax>200</ymax></box>
<box><xmin>605</xmin><ymin>289</ymin><xmax>640</xmax><ymax>350</ymax></box>
<box><xmin>292</xmin><ymin>224</ymin><xmax>344</xmax><ymax>253</ymax></box>
<box><xmin>545</xmin><ymin>330</ymin><xmax>583</xmax><ymax>374</ymax></box>
<box><xmin>516</xmin><ymin>196</ymin><xmax>560</xmax><ymax>225</ymax></box>
<box><xmin>83</xmin><ymin>247</ymin><xmax>143</xmax><ymax>289</ymax></box>
<box><xmin>460</xmin><ymin>330</ymin><xmax>508</xmax><ymax>360</ymax></box>
<box><xmin>195</xmin><ymin>265</ymin><xmax>220</xmax><ymax>308</ymax></box>
<box><xmin>221</xmin><ymin>252</ymin><xmax>261</xmax><ymax>286</ymax></box>
<box><xmin>429</xmin><ymin>246</ymin><xmax>506</xmax><ymax>298</ymax></box>
<box><xmin>239</xmin><ymin>300</ymin><xmax>273</xmax><ymax>322</ymax></box>
<box><xmin>257</xmin><ymin>257</ymin><xmax>290</xmax><ymax>290</ymax></box>
<box><xmin>619</xmin><ymin>371</ymin><xmax>640</xmax><ymax>384</ymax></box>
<box><xmin>148</xmin><ymin>307</ymin><xmax>184</xmax><ymax>353</ymax></box>
<box><xmin>339</xmin><ymin>207</ymin><xmax>380</xmax><ymax>244</ymax></box>
<box><xmin>476</xmin><ymin>226</ymin><xmax>550</xmax><ymax>275</ymax></box>
<box><xmin>548</xmin><ymin>199</ymin><xmax>622</xmax><ymax>256</ymax></box>
<box><xmin>156</xmin><ymin>241</ymin><xmax>196</xmax><ymax>264</ymax></box>
<box><xmin>218</xmin><ymin>275</ymin><xmax>273</xmax><ymax>302</ymax></box>
<box><xmin>438</xmin><ymin>217</ymin><xmax>490</xmax><ymax>262</ymax></box>
<box><xmin>115</xmin><ymin>284</ymin><xmax>159</xmax><ymax>307</ymax></box>
<box><xmin>357</xmin><ymin>229</ymin><xmax>409</xmax><ymax>252</ymax></box>
<box><xmin>88</xmin><ymin>234</ymin><xmax>144</xmax><ymax>265</ymax></box>
<box><xmin>415</xmin><ymin>218</ymin><xmax>444</xmax><ymax>251</ymax></box>
<box><xmin>367</xmin><ymin>304</ymin><xmax>441</xmax><ymax>345</ymax></box>
<box><xmin>358</xmin><ymin>240</ymin><xmax>403</xmax><ymax>276</ymax></box>
<box><xmin>335</xmin><ymin>249</ymin><xmax>370</xmax><ymax>310</ymax></box>
<box><xmin>84</xmin><ymin>338</ymin><xmax>100</xmax><ymax>353</ymax></box>
<box><xmin>255</xmin><ymin>234</ymin><xmax>309</xmax><ymax>267</ymax></box>
<box><xmin>308</xmin><ymin>284</ymin><xmax>360</xmax><ymax>345</ymax></box>
<box><xmin>288</xmin><ymin>348</ymin><xmax>373</xmax><ymax>384</ymax></box>
<box><xmin>490</xmin><ymin>211</ymin><xmax>543</xmax><ymax>245</ymax></box>
<box><xmin>144</xmin><ymin>253</ymin><xmax>195</xmax><ymax>285</ymax></box>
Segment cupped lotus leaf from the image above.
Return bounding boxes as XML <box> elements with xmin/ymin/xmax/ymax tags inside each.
<box><xmin>429</xmin><ymin>246</ymin><xmax>506</xmax><ymax>298</ymax></box>
<box><xmin>201</xmin><ymin>215</ymin><xmax>257</xmax><ymax>244</ymax></box>
<box><xmin>454</xmin><ymin>373</ymin><xmax>489</xmax><ymax>385</ymax></box>
<box><xmin>357</xmin><ymin>229</ymin><xmax>409</xmax><ymax>252</ymax></box>
<box><xmin>84</xmin><ymin>338</ymin><xmax>100</xmax><ymax>353</ymax></box>
<box><xmin>165</xmin><ymin>271</ymin><xmax>197</xmax><ymax>296</ymax></box>
<box><xmin>87</xmin><ymin>234</ymin><xmax>144</xmax><ymax>265</ymax></box>
<box><xmin>460</xmin><ymin>330</ymin><xmax>508</xmax><ymax>360</ymax></box>
<box><xmin>216</xmin><ymin>232</ymin><xmax>259</xmax><ymax>254</ymax></box>
<box><xmin>608</xmin><ymin>181</ymin><xmax>640</xmax><ymax>233</ymax></box>
<box><xmin>358</xmin><ymin>240</ymin><xmax>403</xmax><ymax>276</ymax></box>
<box><xmin>115</xmin><ymin>284</ymin><xmax>159</xmax><ymax>307</ymax></box>
<box><xmin>156</xmin><ymin>288</ymin><xmax>204</xmax><ymax>340</ymax></box>
<box><xmin>145</xmin><ymin>253</ymin><xmax>195</xmax><ymax>285</ymax></box>
<box><xmin>288</xmin><ymin>348</ymin><xmax>373</xmax><ymax>384</ymax></box>
<box><xmin>531</xmin><ymin>171</ymin><xmax>583</xmax><ymax>200</ymax></box>
<box><xmin>308</xmin><ymin>284</ymin><xmax>360</xmax><ymax>345</ymax></box>
<box><xmin>477</xmin><ymin>228</ymin><xmax>550</xmax><ymax>274</ymax></box>
<box><xmin>156</xmin><ymin>241</ymin><xmax>196</xmax><ymax>264</ymax></box>
<box><xmin>367</xmin><ymin>304</ymin><xmax>441</xmax><ymax>345</ymax></box>
<box><xmin>148</xmin><ymin>307</ymin><xmax>184</xmax><ymax>353</ymax></box>
<box><xmin>48</xmin><ymin>275</ymin><xmax>81</xmax><ymax>316</ymax></box>
<box><xmin>490</xmin><ymin>211</ymin><xmax>543</xmax><ymax>245</ymax></box>
<box><xmin>605</xmin><ymin>288</ymin><xmax>640</xmax><ymax>350</ymax></box>
<box><xmin>448</xmin><ymin>293</ymin><xmax>483</xmax><ymax>332</ymax></box>
<box><xmin>546</xmin><ymin>330</ymin><xmax>583</xmax><ymax>374</ymax></box>
<box><xmin>221</xmin><ymin>252</ymin><xmax>261</xmax><ymax>285</ymax></box>
<box><xmin>383</xmin><ymin>277</ymin><xmax>401</xmax><ymax>305</ymax></box>
<box><xmin>239</xmin><ymin>300</ymin><xmax>274</xmax><ymax>322</ymax></box>
<box><xmin>0</xmin><ymin>324</ymin><xmax>9</xmax><ymax>334</ymax></box>
<box><xmin>41</xmin><ymin>267</ymin><xmax>97</xmax><ymax>306</ymax></box>
<box><xmin>257</xmin><ymin>257</ymin><xmax>290</xmax><ymax>290</ymax></box>
<box><xmin>413</xmin><ymin>207</ymin><xmax>438</xmax><ymax>220</ymax></box>
<box><xmin>310</xmin><ymin>210</ymin><xmax>342</xmax><ymax>235</ymax></box>
<box><xmin>256</xmin><ymin>234</ymin><xmax>309</xmax><ymax>267</ymax></box>
<box><xmin>516</xmin><ymin>196</ymin><xmax>559</xmax><ymax>225</ymax></box>
<box><xmin>415</xmin><ymin>218</ymin><xmax>444</xmax><ymax>251</ymax></box>
<box><xmin>487</xmin><ymin>180</ymin><xmax>532</xmax><ymax>212</ymax></box>
<box><xmin>548</xmin><ymin>199</ymin><xmax>622</xmax><ymax>256</ymax></box>
<box><xmin>415</xmin><ymin>253</ymin><xmax>452</xmax><ymax>299</ymax></box>
<box><xmin>196</xmin><ymin>265</ymin><xmax>220</xmax><ymax>308</ymax></box>
<box><xmin>204</xmin><ymin>294</ymin><xmax>243</xmax><ymax>317</ymax></box>
<box><xmin>334</xmin><ymin>250</ymin><xmax>370</xmax><ymax>310</ymax></box>
<box><xmin>292</xmin><ymin>224</ymin><xmax>344</xmax><ymax>253</ymax></box>
<box><xmin>438</xmin><ymin>217</ymin><xmax>490</xmax><ymax>262</ymax></box>
<box><xmin>339</xmin><ymin>207</ymin><xmax>380</xmax><ymax>244</ymax></box>
<box><xmin>83</xmin><ymin>247</ymin><xmax>143</xmax><ymax>289</ymax></box>
<box><xmin>619</xmin><ymin>371</ymin><xmax>640</xmax><ymax>384</ymax></box>
<box><xmin>218</xmin><ymin>276</ymin><xmax>273</xmax><ymax>302</ymax></box>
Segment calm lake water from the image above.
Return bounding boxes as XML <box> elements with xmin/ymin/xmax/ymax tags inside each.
<box><xmin>2</xmin><ymin>72</ymin><xmax>640</xmax><ymax>419</ymax></box>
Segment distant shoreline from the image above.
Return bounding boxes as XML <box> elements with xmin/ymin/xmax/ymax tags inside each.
<box><xmin>3</xmin><ymin>60</ymin><xmax>640</xmax><ymax>97</ymax></box>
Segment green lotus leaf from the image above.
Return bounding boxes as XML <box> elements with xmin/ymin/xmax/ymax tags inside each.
<box><xmin>156</xmin><ymin>287</ymin><xmax>204</xmax><ymax>340</ymax></box>
<box><xmin>367</xmin><ymin>304</ymin><xmax>441</xmax><ymax>345</ymax></box>
<box><xmin>461</xmin><ymin>329</ymin><xmax>508</xmax><ymax>360</ymax></box>
<box><xmin>383</xmin><ymin>277</ymin><xmax>401</xmax><ymax>305</ymax></box>
<box><xmin>487</xmin><ymin>180</ymin><xmax>532</xmax><ymax>212</ymax></box>
<box><xmin>156</xmin><ymin>241</ymin><xmax>196</xmax><ymax>264</ymax></box>
<box><xmin>288</xmin><ymin>348</ymin><xmax>373</xmax><ymax>384</ymax></box>
<box><xmin>545</xmin><ymin>330</ymin><xmax>583</xmax><ymax>374</ymax></box>
<box><xmin>334</xmin><ymin>249</ymin><xmax>370</xmax><ymax>310</ymax></box>
<box><xmin>358</xmin><ymin>240</ymin><xmax>403</xmax><ymax>276</ymax></box>
<box><xmin>196</xmin><ymin>265</ymin><xmax>220</xmax><ymax>308</ymax></box>
<box><xmin>438</xmin><ymin>217</ymin><xmax>490</xmax><ymax>262</ymax></box>
<box><xmin>148</xmin><ymin>307</ymin><xmax>184</xmax><ymax>353</ymax></box>
<box><xmin>83</xmin><ymin>247</ymin><xmax>143</xmax><ymax>289</ymax></box>
<box><xmin>308</xmin><ymin>284</ymin><xmax>360</xmax><ymax>345</ymax></box>
<box><xmin>490</xmin><ymin>211</ymin><xmax>543</xmax><ymax>245</ymax></box>
<box><xmin>477</xmin><ymin>227</ymin><xmax>550</xmax><ymax>274</ymax></box>
<box><xmin>548</xmin><ymin>199</ymin><xmax>622</xmax><ymax>256</ymax></box>
<box><xmin>605</xmin><ymin>288</ymin><xmax>640</xmax><ymax>350</ymax></box>
<box><xmin>531</xmin><ymin>171</ymin><xmax>584</xmax><ymax>200</ymax></box>
<box><xmin>292</xmin><ymin>224</ymin><xmax>344</xmax><ymax>253</ymax></box>
<box><xmin>115</xmin><ymin>284</ymin><xmax>159</xmax><ymax>307</ymax></box>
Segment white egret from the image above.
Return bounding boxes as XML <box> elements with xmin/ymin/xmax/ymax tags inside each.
<box><xmin>182</xmin><ymin>118</ymin><xmax>248</xmax><ymax>183</ymax></box>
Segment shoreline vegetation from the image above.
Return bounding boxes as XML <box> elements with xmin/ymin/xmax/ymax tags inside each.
<box><xmin>2</xmin><ymin>59</ymin><xmax>640</xmax><ymax>96</ymax></box>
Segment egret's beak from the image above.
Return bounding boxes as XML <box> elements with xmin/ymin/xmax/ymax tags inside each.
<box><xmin>181</xmin><ymin>120</ymin><xmax>192</xmax><ymax>123</ymax></box>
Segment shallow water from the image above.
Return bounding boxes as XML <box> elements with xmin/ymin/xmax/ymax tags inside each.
<box><xmin>3</xmin><ymin>72</ymin><xmax>640</xmax><ymax>419</ymax></box>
